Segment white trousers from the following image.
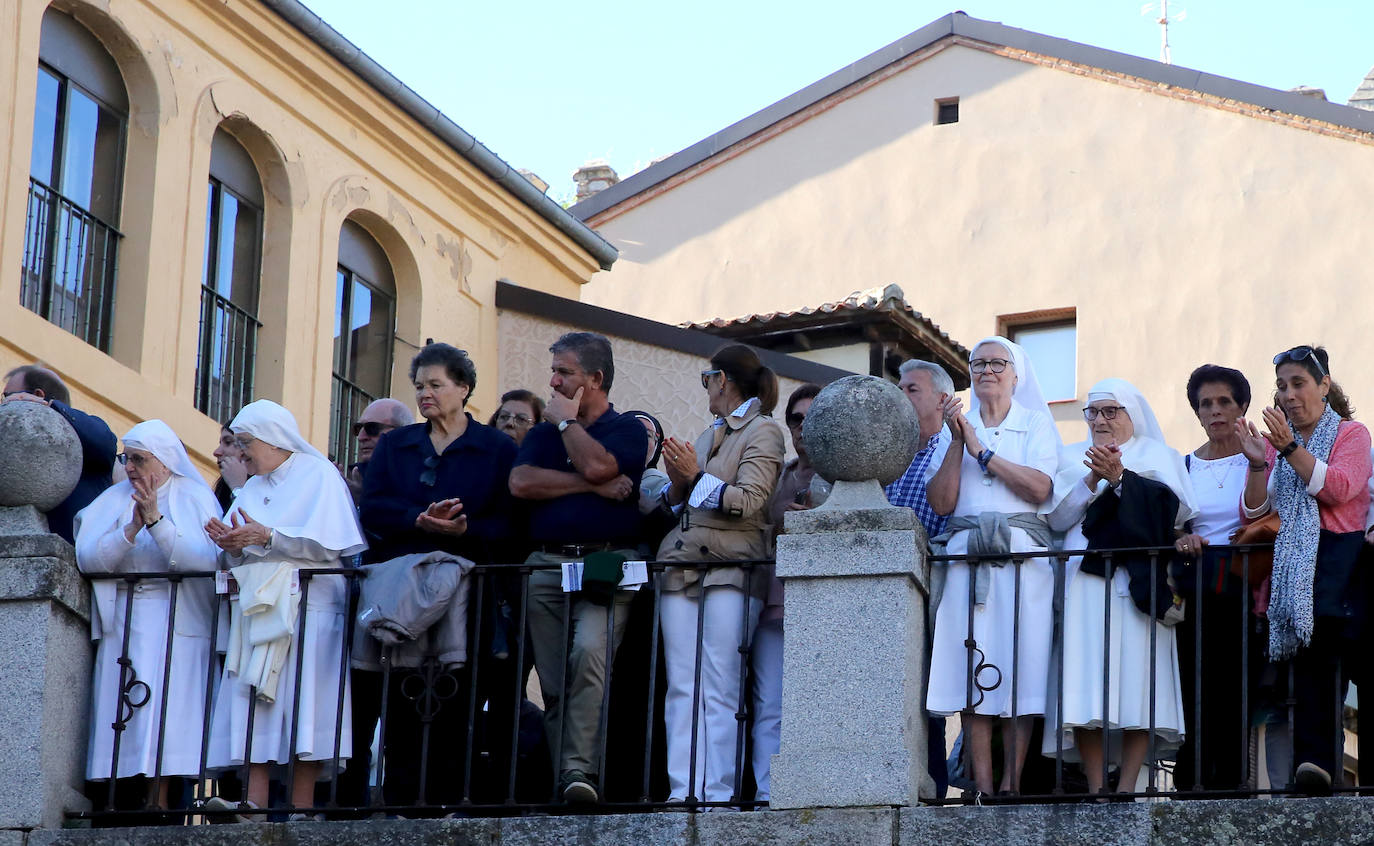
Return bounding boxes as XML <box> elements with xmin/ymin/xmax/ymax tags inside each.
<box><xmin>750</xmin><ymin>616</ymin><xmax>783</xmax><ymax>802</ymax></box>
<box><xmin>661</xmin><ymin>587</ymin><xmax>761</xmax><ymax>803</ymax></box>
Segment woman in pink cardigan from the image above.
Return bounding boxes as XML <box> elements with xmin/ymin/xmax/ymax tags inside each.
<box><xmin>1238</xmin><ymin>345</ymin><xmax>1371</xmax><ymax>795</ymax></box>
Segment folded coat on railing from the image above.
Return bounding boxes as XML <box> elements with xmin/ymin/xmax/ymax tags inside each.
<box><xmin>224</xmin><ymin>560</ymin><xmax>297</xmax><ymax>703</ymax></box>
<box><xmin>351</xmin><ymin>550</ymin><xmax>475</xmax><ymax>672</ymax></box>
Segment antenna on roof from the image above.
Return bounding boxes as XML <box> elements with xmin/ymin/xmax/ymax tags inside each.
<box><xmin>1140</xmin><ymin>1</ymin><xmax>1186</xmax><ymax>64</ymax></box>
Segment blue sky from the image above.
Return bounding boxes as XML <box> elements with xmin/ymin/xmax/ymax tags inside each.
<box><xmin>301</xmin><ymin>1</ymin><xmax>1374</xmax><ymax>205</ymax></box>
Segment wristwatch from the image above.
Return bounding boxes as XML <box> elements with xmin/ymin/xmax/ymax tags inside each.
<box><xmin>557</xmin><ymin>419</ymin><xmax>577</xmax><ymax>433</ymax></box>
<box><xmin>1278</xmin><ymin>442</ymin><xmax>1299</xmax><ymax>459</ymax></box>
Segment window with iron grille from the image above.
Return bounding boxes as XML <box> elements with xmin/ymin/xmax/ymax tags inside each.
<box><xmin>331</xmin><ymin>220</ymin><xmax>396</xmax><ymax>466</ymax></box>
<box><xmin>196</xmin><ymin>129</ymin><xmax>264</xmax><ymax>423</ymax></box>
<box><xmin>22</xmin><ymin>10</ymin><xmax>128</xmax><ymax>351</ymax></box>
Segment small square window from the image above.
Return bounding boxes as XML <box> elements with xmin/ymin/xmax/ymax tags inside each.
<box><xmin>936</xmin><ymin>98</ymin><xmax>959</xmax><ymax>125</ymax></box>
<box><xmin>1000</xmin><ymin>309</ymin><xmax>1077</xmax><ymax>402</ymax></box>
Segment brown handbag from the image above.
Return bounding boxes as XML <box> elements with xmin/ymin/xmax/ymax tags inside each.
<box><xmin>1229</xmin><ymin>510</ymin><xmax>1279</xmax><ymax>585</ymax></box>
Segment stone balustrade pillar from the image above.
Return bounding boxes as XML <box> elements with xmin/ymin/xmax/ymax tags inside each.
<box><xmin>0</xmin><ymin>402</ymin><xmax>94</xmax><ymax>830</ymax></box>
<box><xmin>768</xmin><ymin>375</ymin><xmax>933</xmax><ymax>809</ymax></box>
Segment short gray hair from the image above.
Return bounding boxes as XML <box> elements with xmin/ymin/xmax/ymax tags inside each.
<box><xmin>897</xmin><ymin>359</ymin><xmax>955</xmax><ymax>397</ymax></box>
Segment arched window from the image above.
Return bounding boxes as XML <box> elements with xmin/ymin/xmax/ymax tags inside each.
<box><xmin>196</xmin><ymin>127</ymin><xmax>264</xmax><ymax>422</ymax></box>
<box><xmin>21</xmin><ymin>9</ymin><xmax>128</xmax><ymax>351</ymax></box>
<box><xmin>331</xmin><ymin>219</ymin><xmax>396</xmax><ymax>465</ymax></box>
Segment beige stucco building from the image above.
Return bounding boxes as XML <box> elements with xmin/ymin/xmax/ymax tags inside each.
<box><xmin>574</xmin><ymin>12</ymin><xmax>1374</xmax><ymax>445</ymax></box>
<box><xmin>1</xmin><ymin>0</ymin><xmax>616</xmax><ymax>476</ymax></box>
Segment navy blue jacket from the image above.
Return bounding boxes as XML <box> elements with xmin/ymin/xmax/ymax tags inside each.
<box><xmin>359</xmin><ymin>415</ymin><xmax>517</xmax><ymax>565</ymax></box>
<box><xmin>47</xmin><ymin>401</ymin><xmax>116</xmax><ymax>544</ymax></box>
<box><xmin>514</xmin><ymin>406</ymin><xmax>647</xmax><ymax>546</ymax></box>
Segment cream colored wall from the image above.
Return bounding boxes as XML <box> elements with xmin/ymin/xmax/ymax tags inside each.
<box><xmin>791</xmin><ymin>344</ymin><xmax>868</xmax><ymax>375</ymax></box>
<box><xmin>582</xmin><ymin>42</ymin><xmax>1374</xmax><ymax>448</ymax></box>
<box><xmin>498</xmin><ymin>312</ymin><xmax>809</xmax><ymax>459</ymax></box>
<box><xmin>0</xmin><ymin>0</ymin><xmax>597</xmax><ymax>481</ymax></box>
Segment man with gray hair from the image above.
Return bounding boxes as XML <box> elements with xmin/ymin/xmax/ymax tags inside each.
<box><xmin>884</xmin><ymin>358</ymin><xmax>963</xmax><ymax>798</ymax></box>
<box><xmin>344</xmin><ymin>397</ymin><xmax>415</xmax><ymax>501</ymax></box>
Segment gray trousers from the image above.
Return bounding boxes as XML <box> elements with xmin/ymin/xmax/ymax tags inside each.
<box><xmin>526</xmin><ymin>550</ymin><xmax>636</xmax><ymax>778</ymax></box>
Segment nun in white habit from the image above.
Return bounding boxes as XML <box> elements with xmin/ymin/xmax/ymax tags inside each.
<box><xmin>1044</xmin><ymin>378</ymin><xmax>1197</xmax><ymax>796</ymax></box>
<box><xmin>204</xmin><ymin>400</ymin><xmax>365</xmax><ymax>813</ymax></box>
<box><xmin>74</xmin><ymin>419</ymin><xmax>220</xmax><ymax>806</ymax></box>
<box><xmin>926</xmin><ymin>335</ymin><xmax>1061</xmax><ymax>797</ymax></box>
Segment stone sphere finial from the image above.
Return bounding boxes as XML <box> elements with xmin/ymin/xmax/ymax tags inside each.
<box><xmin>803</xmin><ymin>375</ymin><xmax>920</xmax><ymax>487</ymax></box>
<box><xmin>0</xmin><ymin>402</ymin><xmax>83</xmax><ymax>511</ymax></box>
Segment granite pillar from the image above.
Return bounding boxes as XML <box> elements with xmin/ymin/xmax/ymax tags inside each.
<box><xmin>768</xmin><ymin>374</ymin><xmax>931</xmax><ymax>809</ymax></box>
<box><xmin>0</xmin><ymin>508</ymin><xmax>93</xmax><ymax>829</ymax></box>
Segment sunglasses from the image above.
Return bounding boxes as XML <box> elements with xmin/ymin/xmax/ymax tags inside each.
<box><xmin>700</xmin><ymin>369</ymin><xmax>723</xmax><ymax>389</ymax></box>
<box><xmin>1273</xmin><ymin>346</ymin><xmax>1327</xmax><ymax>378</ymax></box>
<box><xmin>352</xmin><ymin>421</ymin><xmax>394</xmax><ymax>438</ymax></box>
<box><xmin>786</xmin><ymin>413</ymin><xmax>806</xmax><ymax>428</ymax></box>
<box><xmin>1083</xmin><ymin>406</ymin><xmax>1128</xmax><ymax>422</ymax></box>
<box><xmin>419</xmin><ymin>454</ymin><xmax>440</xmax><ymax>487</ymax></box>
<box><xmin>116</xmin><ymin>453</ymin><xmax>153</xmax><ymax>467</ymax></box>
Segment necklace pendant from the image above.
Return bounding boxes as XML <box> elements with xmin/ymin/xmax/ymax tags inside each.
<box><xmin>982</xmin><ymin>476</ymin><xmax>994</xmax><ymax>487</ymax></box>
<box><xmin>264</xmin><ymin>496</ymin><xmax>271</xmax><ymax>505</ymax></box>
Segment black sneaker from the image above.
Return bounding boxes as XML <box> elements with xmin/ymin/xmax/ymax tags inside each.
<box><xmin>1295</xmin><ymin>762</ymin><xmax>1332</xmax><ymax>796</ymax></box>
<box><xmin>560</xmin><ymin>770</ymin><xmax>598</xmax><ymax>804</ymax></box>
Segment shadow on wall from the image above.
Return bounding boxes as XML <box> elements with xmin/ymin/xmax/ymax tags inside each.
<box><xmin>598</xmin><ymin>47</ymin><xmax>1030</xmax><ymax>266</ymax></box>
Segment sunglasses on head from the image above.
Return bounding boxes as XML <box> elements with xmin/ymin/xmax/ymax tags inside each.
<box><xmin>352</xmin><ymin>421</ymin><xmax>392</xmax><ymax>438</ymax></box>
<box><xmin>1273</xmin><ymin>346</ymin><xmax>1327</xmax><ymax>378</ymax></box>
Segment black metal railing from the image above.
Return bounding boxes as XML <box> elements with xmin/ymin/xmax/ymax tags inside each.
<box><xmin>73</xmin><ymin>559</ymin><xmax>773</xmax><ymax>823</ymax></box>
<box><xmin>924</xmin><ymin>542</ymin><xmax>1358</xmax><ymax>804</ymax></box>
<box><xmin>21</xmin><ymin>177</ymin><xmax>121</xmax><ymax>351</ymax></box>
<box><xmin>329</xmin><ymin>375</ymin><xmax>375</xmax><ymax>467</ymax></box>
<box><xmin>194</xmin><ymin>287</ymin><xmax>261</xmax><ymax>424</ymax></box>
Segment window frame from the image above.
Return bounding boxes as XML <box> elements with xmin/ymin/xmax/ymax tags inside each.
<box><xmin>330</xmin><ymin>223</ymin><xmax>397</xmax><ymax>466</ymax></box>
<box><xmin>998</xmin><ymin>307</ymin><xmax>1078</xmax><ymax>404</ymax></box>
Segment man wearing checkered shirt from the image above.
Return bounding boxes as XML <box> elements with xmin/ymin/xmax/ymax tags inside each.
<box><xmin>884</xmin><ymin>358</ymin><xmax>961</xmax><ymax>798</ymax></box>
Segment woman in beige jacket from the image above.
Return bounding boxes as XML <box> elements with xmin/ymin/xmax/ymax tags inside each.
<box><xmin>657</xmin><ymin>344</ymin><xmax>785</xmax><ymax>805</ymax></box>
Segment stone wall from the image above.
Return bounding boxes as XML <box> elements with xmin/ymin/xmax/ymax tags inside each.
<box><xmin>33</xmin><ymin>799</ymin><xmax>1374</xmax><ymax>846</ymax></box>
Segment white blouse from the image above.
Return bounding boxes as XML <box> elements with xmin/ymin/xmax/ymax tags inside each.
<box><xmin>953</xmin><ymin>400</ymin><xmax>1060</xmax><ymax>519</ymax></box>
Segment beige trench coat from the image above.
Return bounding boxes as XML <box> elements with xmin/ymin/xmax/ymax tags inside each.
<box><xmin>655</xmin><ymin>403</ymin><xmax>785</xmax><ymax>599</ymax></box>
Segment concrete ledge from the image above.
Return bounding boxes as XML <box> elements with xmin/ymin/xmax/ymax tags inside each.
<box><xmin>777</xmin><ymin>530</ymin><xmax>925</xmax><ymax>586</ymax></box>
<box><xmin>25</xmin><ymin>800</ymin><xmax>1374</xmax><ymax>844</ymax></box>
<box><xmin>0</xmin><ymin>541</ymin><xmax>89</xmax><ymax>622</ymax></box>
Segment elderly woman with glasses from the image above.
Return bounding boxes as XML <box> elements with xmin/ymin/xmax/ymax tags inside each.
<box><xmin>1045</xmin><ymin>379</ymin><xmax>1196</xmax><ymax>796</ymax></box>
<box><xmin>926</xmin><ymin>336</ymin><xmax>1061</xmax><ymax>799</ymax></box>
<box><xmin>1238</xmin><ymin>345</ymin><xmax>1371</xmax><ymax>795</ymax></box>
<box><xmin>355</xmin><ymin>342</ymin><xmax>518</xmax><ymax>806</ymax></box>
<box><xmin>74</xmin><ymin>421</ymin><xmax>221</xmax><ymax>810</ymax></box>
<box><xmin>204</xmin><ymin>400</ymin><xmax>366</xmax><ymax>818</ymax></box>
<box><xmin>488</xmin><ymin>388</ymin><xmax>545</xmax><ymax>446</ymax></box>
<box><xmin>656</xmin><ymin>345</ymin><xmax>785</xmax><ymax>806</ymax></box>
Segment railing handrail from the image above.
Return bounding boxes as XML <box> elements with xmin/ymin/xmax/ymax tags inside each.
<box><xmin>80</xmin><ymin>557</ymin><xmax>781</xmax><ymax>580</ymax></box>
<box><xmin>198</xmin><ymin>283</ymin><xmax>263</xmax><ymax>327</ymax></box>
<box><xmin>28</xmin><ymin>175</ymin><xmax>124</xmax><ymax>236</ymax></box>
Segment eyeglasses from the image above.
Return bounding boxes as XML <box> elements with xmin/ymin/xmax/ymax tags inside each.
<box><xmin>116</xmin><ymin>453</ymin><xmax>152</xmax><ymax>467</ymax></box>
<box><xmin>786</xmin><ymin>413</ymin><xmax>806</xmax><ymax>428</ymax></box>
<box><xmin>970</xmin><ymin>358</ymin><xmax>1011</xmax><ymax>374</ymax></box>
<box><xmin>1273</xmin><ymin>346</ymin><xmax>1328</xmax><ymax>378</ymax></box>
<box><xmin>352</xmin><ymin>421</ymin><xmax>395</xmax><ymax>438</ymax></box>
<box><xmin>700</xmin><ymin>369</ymin><xmax>723</xmax><ymax>389</ymax></box>
<box><xmin>1083</xmin><ymin>406</ymin><xmax>1128</xmax><ymax>421</ymax></box>
<box><xmin>233</xmin><ymin>436</ymin><xmax>256</xmax><ymax>451</ymax></box>
<box><xmin>419</xmin><ymin>454</ymin><xmax>440</xmax><ymax>487</ymax></box>
<box><xmin>495</xmin><ymin>412</ymin><xmax>534</xmax><ymax>426</ymax></box>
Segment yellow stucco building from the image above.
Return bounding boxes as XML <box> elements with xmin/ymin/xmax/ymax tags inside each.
<box><xmin>1</xmin><ymin>0</ymin><xmax>616</xmax><ymax>475</ymax></box>
<box><xmin>573</xmin><ymin>12</ymin><xmax>1374</xmax><ymax>445</ymax></box>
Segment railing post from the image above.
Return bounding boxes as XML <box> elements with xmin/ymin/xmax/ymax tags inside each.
<box><xmin>768</xmin><ymin>375</ymin><xmax>931</xmax><ymax>809</ymax></box>
<box><xmin>0</xmin><ymin>402</ymin><xmax>93</xmax><ymax>829</ymax></box>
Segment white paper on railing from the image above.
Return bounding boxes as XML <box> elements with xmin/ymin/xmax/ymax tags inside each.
<box><xmin>561</xmin><ymin>560</ymin><xmax>650</xmax><ymax>592</ymax></box>
<box><xmin>619</xmin><ymin>561</ymin><xmax>649</xmax><ymax>590</ymax></box>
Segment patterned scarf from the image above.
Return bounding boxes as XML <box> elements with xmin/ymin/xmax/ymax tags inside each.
<box><xmin>1267</xmin><ymin>405</ymin><xmax>1342</xmax><ymax>660</ymax></box>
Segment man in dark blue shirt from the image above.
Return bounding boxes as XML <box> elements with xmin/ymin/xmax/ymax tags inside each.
<box><xmin>3</xmin><ymin>365</ymin><xmax>116</xmax><ymax>543</ymax></box>
<box><xmin>510</xmin><ymin>332</ymin><xmax>646</xmax><ymax>804</ymax></box>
